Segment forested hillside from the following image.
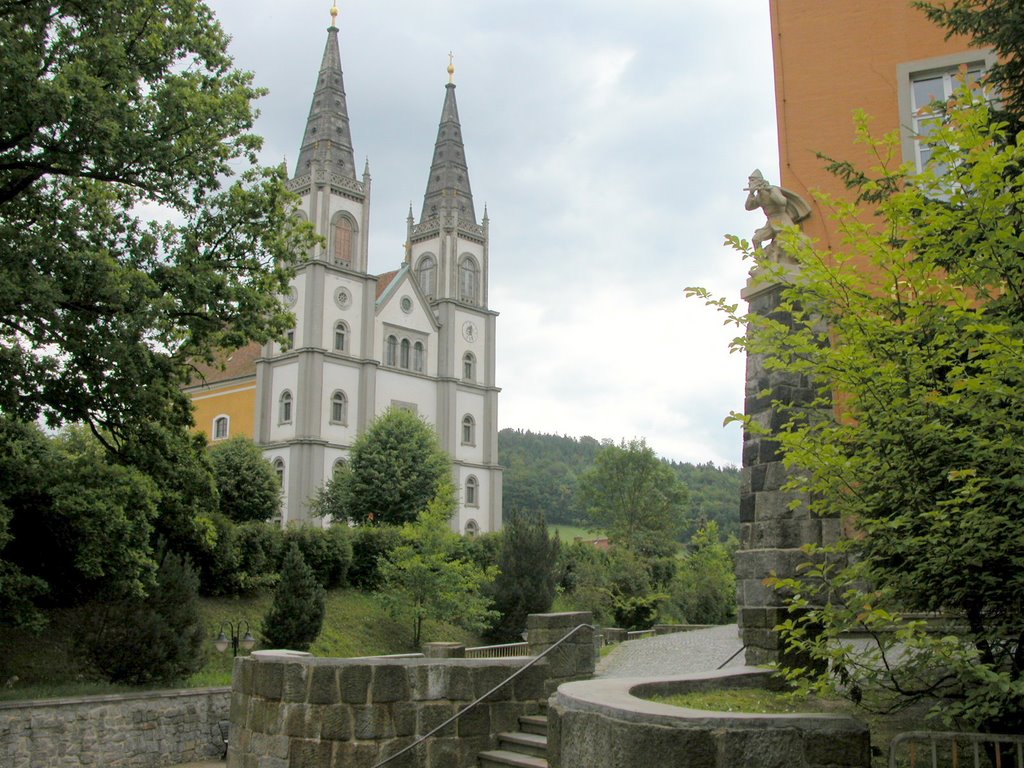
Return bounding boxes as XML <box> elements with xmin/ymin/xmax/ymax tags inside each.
<box><xmin>498</xmin><ymin>429</ymin><xmax>740</xmax><ymax>539</ymax></box>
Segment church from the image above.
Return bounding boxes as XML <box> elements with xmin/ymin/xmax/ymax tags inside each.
<box><xmin>185</xmin><ymin>6</ymin><xmax>503</xmax><ymax>534</ymax></box>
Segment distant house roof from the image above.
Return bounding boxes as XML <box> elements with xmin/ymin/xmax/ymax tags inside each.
<box><xmin>186</xmin><ymin>341</ymin><xmax>261</xmax><ymax>387</ymax></box>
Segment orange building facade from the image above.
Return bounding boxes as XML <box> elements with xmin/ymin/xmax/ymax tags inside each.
<box><xmin>770</xmin><ymin>0</ymin><xmax>993</xmax><ymax>249</ymax></box>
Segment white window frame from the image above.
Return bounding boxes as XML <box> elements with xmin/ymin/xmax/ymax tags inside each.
<box><xmin>461</xmin><ymin>414</ymin><xmax>476</xmax><ymax>446</ymax></box>
<box><xmin>212</xmin><ymin>415</ymin><xmax>230</xmax><ymax>441</ymax></box>
<box><xmin>462</xmin><ymin>352</ymin><xmax>476</xmax><ymax>382</ymax></box>
<box><xmin>416</xmin><ymin>253</ymin><xmax>436</xmax><ymax>298</ymax></box>
<box><xmin>334</xmin><ymin>321</ymin><xmax>348</xmax><ymax>353</ymax></box>
<box><xmin>459</xmin><ymin>255</ymin><xmax>479</xmax><ymax>305</ymax></box>
<box><xmin>330</xmin><ymin>390</ymin><xmax>348</xmax><ymax>425</ymax></box>
<box><xmin>465</xmin><ymin>476</ymin><xmax>479</xmax><ymax>508</ymax></box>
<box><xmin>897</xmin><ymin>50</ymin><xmax>997</xmax><ymax>173</ymax></box>
<box><xmin>279</xmin><ymin>390</ymin><xmax>293</xmax><ymax>425</ymax></box>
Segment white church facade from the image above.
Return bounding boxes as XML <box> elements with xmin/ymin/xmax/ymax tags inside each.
<box><xmin>186</xmin><ymin>10</ymin><xmax>502</xmax><ymax>534</ymax></box>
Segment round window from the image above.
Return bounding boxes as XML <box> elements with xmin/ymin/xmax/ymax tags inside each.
<box><xmin>334</xmin><ymin>287</ymin><xmax>352</xmax><ymax>310</ymax></box>
<box><xmin>400</xmin><ymin>296</ymin><xmax>413</xmax><ymax>314</ymax></box>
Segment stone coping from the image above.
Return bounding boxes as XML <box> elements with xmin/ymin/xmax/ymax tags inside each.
<box><xmin>0</xmin><ymin>685</ymin><xmax>230</xmax><ymax>711</ymax></box>
<box><xmin>554</xmin><ymin>667</ymin><xmax>866</xmax><ymax>732</ymax></box>
<box><xmin>244</xmin><ymin>652</ymin><xmax>535</xmax><ymax>669</ymax></box>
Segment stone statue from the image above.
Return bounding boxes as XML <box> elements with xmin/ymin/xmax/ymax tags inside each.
<box><xmin>744</xmin><ymin>169</ymin><xmax>811</xmax><ymax>260</ymax></box>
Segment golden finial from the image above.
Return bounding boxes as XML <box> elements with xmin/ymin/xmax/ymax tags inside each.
<box><xmin>447</xmin><ymin>51</ymin><xmax>455</xmax><ymax>84</ymax></box>
<box><xmin>330</xmin><ymin>2</ymin><xmax>339</xmax><ymax>26</ymax></box>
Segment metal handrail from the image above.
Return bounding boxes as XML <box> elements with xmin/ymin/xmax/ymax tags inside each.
<box><xmin>370</xmin><ymin>623</ymin><xmax>594</xmax><ymax>768</ymax></box>
<box><xmin>890</xmin><ymin>731</ymin><xmax>1024</xmax><ymax>768</ymax></box>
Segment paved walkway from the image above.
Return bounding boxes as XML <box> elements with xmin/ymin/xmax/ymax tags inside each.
<box><xmin>596</xmin><ymin>623</ymin><xmax>745</xmax><ymax>678</ymax></box>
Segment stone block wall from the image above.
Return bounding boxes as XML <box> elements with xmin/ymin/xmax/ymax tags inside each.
<box><xmin>737</xmin><ymin>277</ymin><xmax>842</xmax><ymax>665</ymax></box>
<box><xmin>525</xmin><ymin>611</ymin><xmax>594</xmax><ymax>696</ymax></box>
<box><xmin>227</xmin><ymin>612</ymin><xmax>594</xmax><ymax>768</ymax></box>
<box><xmin>548</xmin><ymin>668</ymin><xmax>870</xmax><ymax>768</ymax></box>
<box><xmin>0</xmin><ymin>687</ymin><xmax>230</xmax><ymax>768</ymax></box>
<box><xmin>227</xmin><ymin>654</ymin><xmax>546</xmax><ymax>768</ymax></box>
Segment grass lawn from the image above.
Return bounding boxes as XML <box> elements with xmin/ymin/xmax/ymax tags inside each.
<box><xmin>648</xmin><ymin>687</ymin><xmax>937</xmax><ymax>768</ymax></box>
<box><xmin>549</xmin><ymin>524</ymin><xmax>603</xmax><ymax>542</ymax></box>
<box><xmin>0</xmin><ymin>588</ymin><xmax>481</xmax><ymax>701</ymax></box>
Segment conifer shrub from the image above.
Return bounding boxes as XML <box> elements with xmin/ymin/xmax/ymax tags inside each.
<box><xmin>78</xmin><ymin>551</ymin><xmax>206</xmax><ymax>685</ymax></box>
<box><xmin>261</xmin><ymin>543</ymin><xmax>325</xmax><ymax>651</ymax></box>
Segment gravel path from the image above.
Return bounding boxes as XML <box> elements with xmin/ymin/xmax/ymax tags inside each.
<box><xmin>595</xmin><ymin>624</ymin><xmax>745</xmax><ymax>678</ymax></box>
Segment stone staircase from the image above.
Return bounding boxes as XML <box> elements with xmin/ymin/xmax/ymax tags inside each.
<box><xmin>477</xmin><ymin>713</ymin><xmax>549</xmax><ymax>768</ymax></box>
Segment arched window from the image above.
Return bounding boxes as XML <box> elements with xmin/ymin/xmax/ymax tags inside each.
<box><xmin>334</xmin><ymin>321</ymin><xmax>348</xmax><ymax>353</ymax></box>
<box><xmin>273</xmin><ymin>458</ymin><xmax>285</xmax><ymax>487</ymax></box>
<box><xmin>464</xmin><ymin>519</ymin><xmax>480</xmax><ymax>537</ymax></box>
<box><xmin>459</xmin><ymin>256</ymin><xmax>479</xmax><ymax>304</ymax></box>
<box><xmin>461</xmin><ymin>414</ymin><xmax>476</xmax><ymax>446</ymax></box>
<box><xmin>279</xmin><ymin>390</ymin><xmax>293</xmax><ymax>424</ymax></box>
<box><xmin>333</xmin><ymin>458</ymin><xmax>348</xmax><ymax>476</ymax></box>
<box><xmin>332</xmin><ymin>213</ymin><xmax>356</xmax><ymax>266</ymax></box>
<box><xmin>330</xmin><ymin>390</ymin><xmax>348</xmax><ymax>424</ymax></box>
<box><xmin>400</xmin><ymin>338</ymin><xmax>411</xmax><ymax>369</ymax></box>
<box><xmin>413</xmin><ymin>341</ymin><xmax>425</xmax><ymax>373</ymax></box>
<box><xmin>213</xmin><ymin>415</ymin><xmax>229</xmax><ymax>440</ymax></box>
<box><xmin>462</xmin><ymin>352</ymin><xmax>476</xmax><ymax>382</ymax></box>
<box><xmin>416</xmin><ymin>254</ymin><xmax>436</xmax><ymax>298</ymax></box>
<box><xmin>465</xmin><ymin>476</ymin><xmax>479</xmax><ymax>507</ymax></box>
<box><xmin>386</xmin><ymin>335</ymin><xmax>398</xmax><ymax>366</ymax></box>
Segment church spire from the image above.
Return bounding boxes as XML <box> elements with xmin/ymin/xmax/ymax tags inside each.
<box><xmin>419</xmin><ymin>55</ymin><xmax>476</xmax><ymax>225</ymax></box>
<box><xmin>294</xmin><ymin>6</ymin><xmax>356</xmax><ymax>180</ymax></box>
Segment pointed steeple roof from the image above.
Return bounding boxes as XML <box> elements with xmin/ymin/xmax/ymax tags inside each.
<box><xmin>419</xmin><ymin>79</ymin><xmax>476</xmax><ymax>225</ymax></box>
<box><xmin>294</xmin><ymin>18</ymin><xmax>356</xmax><ymax>180</ymax></box>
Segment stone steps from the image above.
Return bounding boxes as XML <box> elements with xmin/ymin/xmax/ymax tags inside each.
<box><xmin>478</xmin><ymin>714</ymin><xmax>549</xmax><ymax>768</ymax></box>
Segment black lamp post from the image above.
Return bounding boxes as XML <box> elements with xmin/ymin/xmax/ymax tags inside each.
<box><xmin>214</xmin><ymin>620</ymin><xmax>256</xmax><ymax>657</ymax></box>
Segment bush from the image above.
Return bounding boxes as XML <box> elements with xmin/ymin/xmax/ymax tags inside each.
<box><xmin>208</xmin><ymin>437</ymin><xmax>281</xmax><ymax>523</ymax></box>
<box><xmin>485</xmin><ymin>514</ymin><xmax>559</xmax><ymax>642</ymax></box>
<box><xmin>283</xmin><ymin>525</ymin><xmax>352</xmax><ymax>589</ymax></box>
<box><xmin>233</xmin><ymin>521</ymin><xmax>284</xmax><ymax>592</ymax></box>
<box><xmin>78</xmin><ymin>551</ymin><xmax>206</xmax><ymax>685</ymax></box>
<box><xmin>261</xmin><ymin>543</ymin><xmax>325</xmax><ymax>651</ymax></box>
<box><xmin>349</xmin><ymin>525</ymin><xmax>403</xmax><ymax>590</ymax></box>
<box><xmin>665</xmin><ymin>523</ymin><xmax>736</xmax><ymax>625</ymax></box>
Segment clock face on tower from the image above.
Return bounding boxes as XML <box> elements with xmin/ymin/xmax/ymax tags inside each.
<box><xmin>462</xmin><ymin>321</ymin><xmax>478</xmax><ymax>342</ymax></box>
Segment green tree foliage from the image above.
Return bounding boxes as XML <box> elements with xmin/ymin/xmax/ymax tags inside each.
<box><xmin>690</xmin><ymin>92</ymin><xmax>1024</xmax><ymax>732</ymax></box>
<box><xmin>78</xmin><ymin>550</ymin><xmax>206</xmax><ymax>685</ymax></box>
<box><xmin>485</xmin><ymin>514</ymin><xmax>560</xmax><ymax>642</ymax></box>
<box><xmin>261</xmin><ymin>543</ymin><xmax>325</xmax><ymax>652</ymax></box>
<box><xmin>378</xmin><ymin>486</ymin><xmax>497</xmax><ymax>648</ymax></box>
<box><xmin>576</xmin><ymin>439</ymin><xmax>690</xmax><ymax>553</ymax></box>
<box><xmin>283</xmin><ymin>525</ymin><xmax>352</xmax><ymax>590</ymax></box>
<box><xmin>666</xmin><ymin>522</ymin><xmax>736</xmax><ymax>625</ymax></box>
<box><xmin>1</xmin><ymin>423</ymin><xmax>160</xmax><ymax>611</ymax></box>
<box><xmin>916</xmin><ymin>0</ymin><xmax>1024</xmax><ymax>123</ymax></box>
<box><xmin>348</xmin><ymin>525</ymin><xmax>403</xmax><ymax>590</ymax></box>
<box><xmin>0</xmin><ymin>1</ymin><xmax>317</xmax><ymax>448</ymax></box>
<box><xmin>315</xmin><ymin>408</ymin><xmax>451</xmax><ymax>526</ymax></box>
<box><xmin>670</xmin><ymin>461</ymin><xmax>741</xmax><ymax>540</ymax></box>
<box><xmin>209</xmin><ymin>437</ymin><xmax>280</xmax><ymax>523</ymax></box>
<box><xmin>557</xmin><ymin>543</ymin><xmax>661</xmax><ymax>628</ymax></box>
<box><xmin>499</xmin><ymin>429</ymin><xmax>603</xmax><ymax>525</ymax></box>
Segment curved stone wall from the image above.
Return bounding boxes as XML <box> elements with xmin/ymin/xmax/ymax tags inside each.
<box><xmin>548</xmin><ymin>668</ymin><xmax>870</xmax><ymax>768</ymax></box>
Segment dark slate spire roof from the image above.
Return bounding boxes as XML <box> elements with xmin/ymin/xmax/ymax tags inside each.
<box><xmin>419</xmin><ymin>83</ymin><xmax>476</xmax><ymax>225</ymax></box>
<box><xmin>294</xmin><ymin>22</ymin><xmax>356</xmax><ymax>180</ymax></box>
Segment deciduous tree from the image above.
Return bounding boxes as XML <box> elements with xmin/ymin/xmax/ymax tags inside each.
<box><xmin>0</xmin><ymin>1</ymin><xmax>316</xmax><ymax>450</ymax></box>
<box><xmin>314</xmin><ymin>408</ymin><xmax>451</xmax><ymax>526</ymax></box>
<box><xmin>378</xmin><ymin>486</ymin><xmax>497</xmax><ymax>648</ymax></box>
<box><xmin>689</xmin><ymin>90</ymin><xmax>1024</xmax><ymax>732</ymax></box>
<box><xmin>209</xmin><ymin>437</ymin><xmax>280</xmax><ymax>524</ymax></box>
<box><xmin>575</xmin><ymin>439</ymin><xmax>689</xmax><ymax>552</ymax></box>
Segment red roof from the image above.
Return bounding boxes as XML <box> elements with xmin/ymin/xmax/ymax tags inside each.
<box><xmin>186</xmin><ymin>341</ymin><xmax>261</xmax><ymax>387</ymax></box>
<box><xmin>376</xmin><ymin>270</ymin><xmax>399</xmax><ymax>299</ymax></box>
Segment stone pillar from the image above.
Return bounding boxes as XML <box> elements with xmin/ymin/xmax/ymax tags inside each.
<box><xmin>422</xmin><ymin>642</ymin><xmax>466</xmax><ymax>658</ymax></box>
<box><xmin>735</xmin><ymin>275</ymin><xmax>842</xmax><ymax>666</ymax></box>
<box><xmin>526</xmin><ymin>612</ymin><xmax>594</xmax><ymax>696</ymax></box>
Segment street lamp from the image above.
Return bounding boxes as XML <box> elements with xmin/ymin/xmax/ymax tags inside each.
<box><xmin>214</xmin><ymin>620</ymin><xmax>256</xmax><ymax>657</ymax></box>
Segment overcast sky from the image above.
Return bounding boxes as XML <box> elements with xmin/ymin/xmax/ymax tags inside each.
<box><xmin>204</xmin><ymin>0</ymin><xmax>780</xmax><ymax>467</ymax></box>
